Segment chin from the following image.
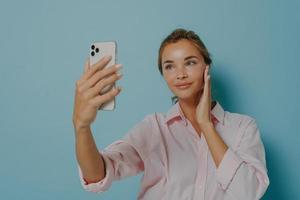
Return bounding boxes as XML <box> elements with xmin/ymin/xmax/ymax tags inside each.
<box><xmin>174</xmin><ymin>88</ymin><xmax>202</xmax><ymax>102</ymax></box>
<box><xmin>175</xmin><ymin>92</ymin><xmax>198</xmax><ymax>101</ymax></box>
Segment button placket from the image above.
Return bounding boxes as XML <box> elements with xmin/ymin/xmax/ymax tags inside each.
<box><xmin>186</xmin><ymin>120</ymin><xmax>201</xmax><ymax>140</ymax></box>
<box><xmin>202</xmin><ymin>142</ymin><xmax>209</xmax><ymax>199</ymax></box>
<box><xmin>194</xmin><ymin>135</ymin><xmax>207</xmax><ymax>198</ymax></box>
<box><xmin>198</xmin><ymin>138</ymin><xmax>204</xmax><ymax>187</ymax></box>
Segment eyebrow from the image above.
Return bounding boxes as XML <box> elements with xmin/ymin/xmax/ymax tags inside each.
<box><xmin>184</xmin><ymin>56</ymin><xmax>199</xmax><ymax>61</ymax></box>
<box><xmin>163</xmin><ymin>56</ymin><xmax>199</xmax><ymax>65</ymax></box>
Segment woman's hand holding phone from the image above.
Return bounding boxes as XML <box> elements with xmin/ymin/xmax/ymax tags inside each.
<box><xmin>73</xmin><ymin>56</ymin><xmax>122</xmax><ymax>132</ymax></box>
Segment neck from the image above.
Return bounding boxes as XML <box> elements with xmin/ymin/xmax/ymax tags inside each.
<box><xmin>178</xmin><ymin>92</ymin><xmax>201</xmax><ymax>123</ymax></box>
<box><xmin>178</xmin><ymin>93</ymin><xmax>216</xmax><ymax>123</ymax></box>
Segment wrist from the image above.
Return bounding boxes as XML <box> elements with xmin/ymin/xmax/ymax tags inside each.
<box><xmin>73</xmin><ymin>119</ymin><xmax>91</xmax><ymax>134</ymax></box>
<box><xmin>75</xmin><ymin>125</ymin><xmax>91</xmax><ymax>134</ymax></box>
<box><xmin>201</xmin><ymin>122</ymin><xmax>214</xmax><ymax>133</ymax></box>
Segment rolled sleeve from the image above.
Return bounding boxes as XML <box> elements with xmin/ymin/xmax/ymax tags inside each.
<box><xmin>216</xmin><ymin>118</ymin><xmax>270</xmax><ymax>199</ymax></box>
<box><xmin>216</xmin><ymin>148</ymin><xmax>243</xmax><ymax>190</ymax></box>
<box><xmin>78</xmin><ymin>151</ymin><xmax>114</xmax><ymax>193</ymax></box>
<box><xmin>77</xmin><ymin>115</ymin><xmax>152</xmax><ymax>193</ymax></box>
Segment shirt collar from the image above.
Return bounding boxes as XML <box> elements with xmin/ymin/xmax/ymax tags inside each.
<box><xmin>164</xmin><ymin>101</ymin><xmax>225</xmax><ymax>126</ymax></box>
<box><xmin>211</xmin><ymin>101</ymin><xmax>225</xmax><ymax>125</ymax></box>
<box><xmin>165</xmin><ymin>101</ymin><xmax>188</xmax><ymax>126</ymax></box>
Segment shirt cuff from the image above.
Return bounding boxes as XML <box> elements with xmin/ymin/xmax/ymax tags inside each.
<box><xmin>216</xmin><ymin>148</ymin><xmax>243</xmax><ymax>190</ymax></box>
<box><xmin>78</xmin><ymin>152</ymin><xmax>114</xmax><ymax>193</ymax></box>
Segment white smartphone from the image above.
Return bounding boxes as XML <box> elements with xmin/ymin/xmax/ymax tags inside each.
<box><xmin>89</xmin><ymin>41</ymin><xmax>117</xmax><ymax>111</ymax></box>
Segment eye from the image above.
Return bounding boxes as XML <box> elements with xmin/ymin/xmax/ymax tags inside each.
<box><xmin>186</xmin><ymin>60</ymin><xmax>197</xmax><ymax>66</ymax></box>
<box><xmin>164</xmin><ymin>64</ymin><xmax>173</xmax><ymax>70</ymax></box>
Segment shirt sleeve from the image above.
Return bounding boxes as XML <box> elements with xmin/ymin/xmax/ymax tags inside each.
<box><xmin>77</xmin><ymin>115</ymin><xmax>152</xmax><ymax>193</ymax></box>
<box><xmin>216</xmin><ymin>118</ymin><xmax>270</xmax><ymax>199</ymax></box>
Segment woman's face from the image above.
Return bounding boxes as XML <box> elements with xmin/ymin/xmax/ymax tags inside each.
<box><xmin>161</xmin><ymin>39</ymin><xmax>207</xmax><ymax>102</ymax></box>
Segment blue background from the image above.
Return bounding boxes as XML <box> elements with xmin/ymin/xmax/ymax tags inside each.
<box><xmin>1</xmin><ymin>0</ymin><xmax>299</xmax><ymax>199</ymax></box>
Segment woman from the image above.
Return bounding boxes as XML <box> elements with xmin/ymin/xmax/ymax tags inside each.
<box><xmin>73</xmin><ymin>29</ymin><xmax>270</xmax><ymax>199</ymax></box>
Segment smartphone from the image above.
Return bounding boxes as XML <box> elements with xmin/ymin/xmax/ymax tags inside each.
<box><xmin>89</xmin><ymin>41</ymin><xmax>117</xmax><ymax>111</ymax></box>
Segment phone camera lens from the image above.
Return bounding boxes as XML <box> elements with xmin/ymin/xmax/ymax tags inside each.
<box><xmin>91</xmin><ymin>51</ymin><xmax>95</xmax><ymax>56</ymax></box>
<box><xmin>95</xmin><ymin>48</ymin><xmax>99</xmax><ymax>53</ymax></box>
<box><xmin>91</xmin><ymin>45</ymin><xmax>95</xmax><ymax>50</ymax></box>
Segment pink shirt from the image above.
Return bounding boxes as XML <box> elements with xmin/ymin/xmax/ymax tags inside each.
<box><xmin>78</xmin><ymin>101</ymin><xmax>269</xmax><ymax>199</ymax></box>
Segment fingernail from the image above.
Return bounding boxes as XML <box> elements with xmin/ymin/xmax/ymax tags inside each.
<box><xmin>116</xmin><ymin>70</ymin><xmax>123</xmax><ymax>77</ymax></box>
<box><xmin>105</xmin><ymin>55</ymin><xmax>112</xmax><ymax>61</ymax></box>
<box><xmin>115</xmin><ymin>64</ymin><xmax>122</xmax><ymax>69</ymax></box>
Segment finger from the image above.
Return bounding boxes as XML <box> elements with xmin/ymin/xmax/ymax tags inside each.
<box><xmin>203</xmin><ymin>65</ymin><xmax>209</xmax><ymax>94</ymax></box>
<box><xmin>207</xmin><ymin>74</ymin><xmax>211</xmax><ymax>100</ymax></box>
<box><xmin>203</xmin><ymin>65</ymin><xmax>211</xmax><ymax>100</ymax></box>
<box><xmin>205</xmin><ymin>65</ymin><xmax>210</xmax><ymax>79</ymax></box>
<box><xmin>76</xmin><ymin>59</ymin><xmax>91</xmax><ymax>86</ymax></box>
<box><xmin>206</xmin><ymin>65</ymin><xmax>211</xmax><ymax>89</ymax></box>
<box><xmin>80</xmin><ymin>64</ymin><xmax>122</xmax><ymax>93</ymax></box>
<box><xmin>207</xmin><ymin>65</ymin><xmax>211</xmax><ymax>92</ymax></box>
<box><xmin>84</xmin><ymin>58</ymin><xmax>90</xmax><ymax>73</ymax></box>
<box><xmin>206</xmin><ymin>66</ymin><xmax>212</xmax><ymax>107</ymax></box>
<box><xmin>82</xmin><ymin>56</ymin><xmax>112</xmax><ymax>81</ymax></box>
<box><xmin>90</xmin><ymin>86</ymin><xmax>122</xmax><ymax>108</ymax></box>
<box><xmin>90</xmin><ymin>64</ymin><xmax>122</xmax><ymax>87</ymax></box>
<box><xmin>90</xmin><ymin>72</ymin><xmax>122</xmax><ymax>97</ymax></box>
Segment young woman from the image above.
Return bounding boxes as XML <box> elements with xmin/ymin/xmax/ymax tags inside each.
<box><xmin>73</xmin><ymin>29</ymin><xmax>269</xmax><ymax>199</ymax></box>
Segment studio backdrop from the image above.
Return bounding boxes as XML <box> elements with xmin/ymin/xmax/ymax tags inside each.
<box><xmin>0</xmin><ymin>0</ymin><xmax>299</xmax><ymax>199</ymax></box>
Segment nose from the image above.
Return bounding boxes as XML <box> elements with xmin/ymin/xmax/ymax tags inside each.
<box><xmin>176</xmin><ymin>68</ymin><xmax>188</xmax><ymax>80</ymax></box>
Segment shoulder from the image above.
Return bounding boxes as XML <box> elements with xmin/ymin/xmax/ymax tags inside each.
<box><xmin>140</xmin><ymin>112</ymin><xmax>168</xmax><ymax>125</ymax></box>
<box><xmin>224</xmin><ymin>110</ymin><xmax>257</xmax><ymax>130</ymax></box>
<box><xmin>122</xmin><ymin>112</ymin><xmax>167</xmax><ymax>153</ymax></box>
<box><xmin>125</xmin><ymin>112</ymin><xmax>167</xmax><ymax>137</ymax></box>
<box><xmin>223</xmin><ymin>110</ymin><xmax>261</xmax><ymax>148</ymax></box>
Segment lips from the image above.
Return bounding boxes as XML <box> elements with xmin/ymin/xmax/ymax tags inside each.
<box><xmin>175</xmin><ymin>82</ymin><xmax>193</xmax><ymax>89</ymax></box>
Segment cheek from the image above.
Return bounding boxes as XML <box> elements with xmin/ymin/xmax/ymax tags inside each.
<box><xmin>163</xmin><ymin>73</ymin><xmax>174</xmax><ymax>87</ymax></box>
<box><xmin>189</xmin><ymin>68</ymin><xmax>204</xmax><ymax>81</ymax></box>
<box><xmin>189</xmin><ymin>70</ymin><xmax>205</xmax><ymax>90</ymax></box>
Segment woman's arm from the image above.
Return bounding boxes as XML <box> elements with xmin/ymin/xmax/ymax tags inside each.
<box><xmin>75</xmin><ymin>126</ymin><xmax>105</xmax><ymax>183</ymax></box>
<box><xmin>73</xmin><ymin>56</ymin><xmax>122</xmax><ymax>183</ymax></box>
<box><xmin>201</xmin><ymin>123</ymin><xmax>228</xmax><ymax>168</ymax></box>
<box><xmin>215</xmin><ymin>119</ymin><xmax>269</xmax><ymax>199</ymax></box>
<box><xmin>196</xmin><ymin>65</ymin><xmax>269</xmax><ymax>199</ymax></box>
<box><xmin>196</xmin><ymin>65</ymin><xmax>228</xmax><ymax>167</ymax></box>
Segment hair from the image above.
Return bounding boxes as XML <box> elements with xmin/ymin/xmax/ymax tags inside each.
<box><xmin>158</xmin><ymin>28</ymin><xmax>213</xmax><ymax>104</ymax></box>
